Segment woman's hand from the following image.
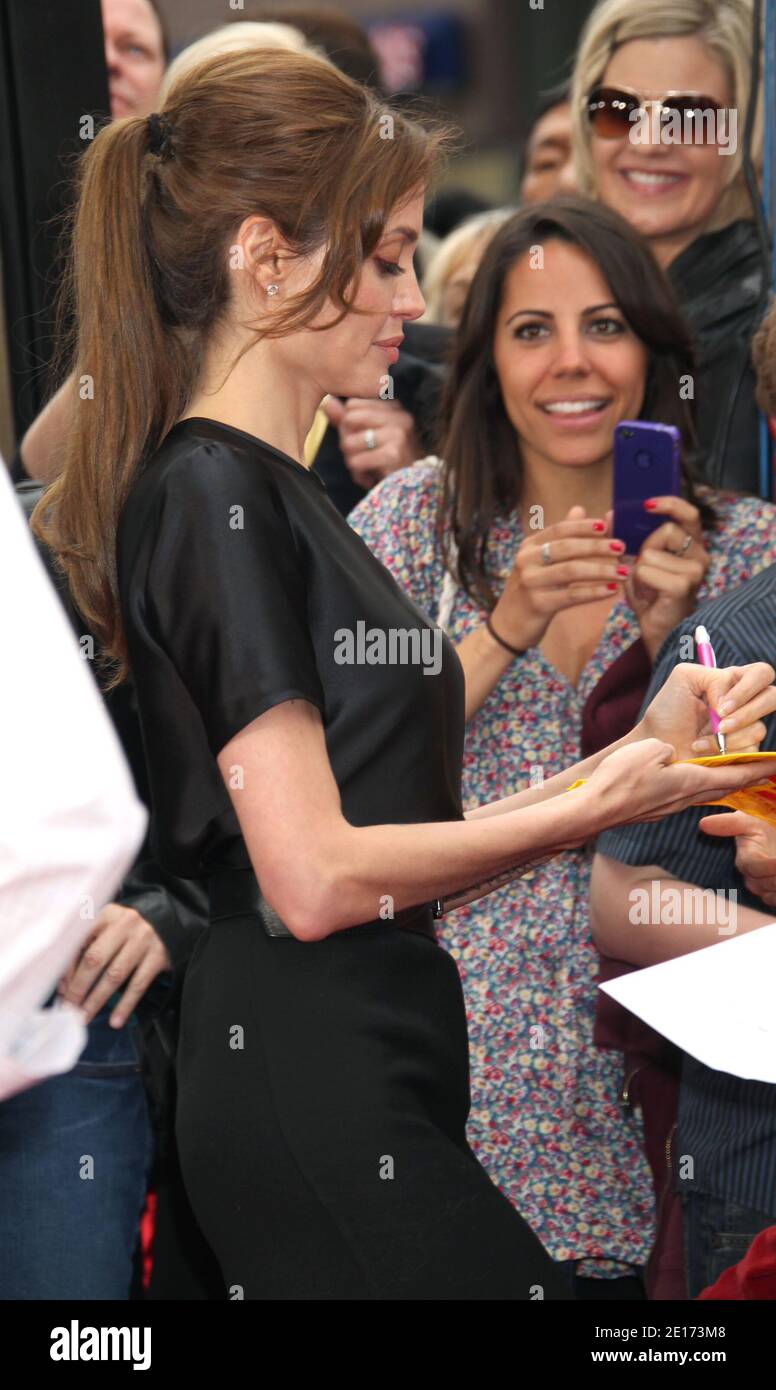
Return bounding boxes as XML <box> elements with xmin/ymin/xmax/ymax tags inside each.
<box><xmin>624</xmin><ymin>495</ymin><xmax>710</xmax><ymax>661</ymax></box>
<box><xmin>584</xmin><ymin>738</ymin><xmax>776</xmax><ymax>836</ymax></box>
<box><xmin>636</xmin><ymin>661</ymin><xmax>776</xmax><ymax>761</ymax></box>
<box><xmin>490</xmin><ymin>505</ymin><xmax>628</xmax><ymax>651</ymax></box>
<box><xmin>57</xmin><ymin>902</ymin><xmax>172</xmax><ymax>1027</ymax></box>
<box><xmin>323</xmin><ymin>395</ymin><xmax>422</xmax><ymax>490</ymax></box>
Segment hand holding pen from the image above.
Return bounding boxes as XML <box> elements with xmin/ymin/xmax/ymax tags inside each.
<box><xmin>694</xmin><ymin>625</ymin><xmax>726</xmax><ymax>754</ymax></box>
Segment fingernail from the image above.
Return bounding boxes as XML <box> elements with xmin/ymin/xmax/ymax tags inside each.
<box><xmin>609</xmin><ymin>541</ymin><xmax>625</xmax><ymax>553</ymax></box>
<box><xmin>615</xmin><ymin>566</ymin><xmax>629</xmax><ymax>577</ymax></box>
<box><xmin>109</xmin><ymin>1013</ymin><xmax>123</xmax><ymax>1029</ymax></box>
<box><xmin>718</xmin><ymin>700</ymin><xmax>733</xmax><ymax>715</ymax></box>
<box><xmin>643</xmin><ymin>499</ymin><xmax>657</xmax><ymax>510</ymax></box>
<box><xmin>606</xmin><ymin>583</ymin><xmax>618</xmax><ymax>591</ymax></box>
<box><xmin>592</xmin><ymin>521</ymin><xmax>606</xmax><ymax>532</ymax></box>
<box><xmin>718</xmin><ymin>718</ymin><xmax>732</xmax><ymax>733</ymax></box>
<box><xmin>692</xmin><ymin>739</ymin><xmax>710</xmax><ymax>752</ymax></box>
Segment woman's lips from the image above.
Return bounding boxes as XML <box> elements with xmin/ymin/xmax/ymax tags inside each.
<box><xmin>373</xmin><ymin>341</ymin><xmax>401</xmax><ymax>364</ymax></box>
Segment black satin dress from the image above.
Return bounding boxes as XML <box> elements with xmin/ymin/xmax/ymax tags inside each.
<box><xmin>117</xmin><ymin>418</ymin><xmax>569</xmax><ymax>1300</ymax></box>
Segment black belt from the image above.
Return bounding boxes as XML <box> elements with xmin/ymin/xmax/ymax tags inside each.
<box><xmin>207</xmin><ymin>868</ymin><xmax>437</xmax><ymax>942</ymax></box>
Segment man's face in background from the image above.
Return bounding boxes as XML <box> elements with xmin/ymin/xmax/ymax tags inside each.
<box><xmin>101</xmin><ymin>0</ymin><xmax>166</xmax><ymax>119</ymax></box>
<box><xmin>521</xmin><ymin>102</ymin><xmax>577</xmax><ymax>205</ymax></box>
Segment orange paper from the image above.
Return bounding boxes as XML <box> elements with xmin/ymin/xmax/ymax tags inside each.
<box><xmin>684</xmin><ymin>752</ymin><xmax>776</xmax><ymax>828</ymax></box>
<box><xmin>567</xmin><ymin>752</ymin><xmax>776</xmax><ymax>830</ymax></box>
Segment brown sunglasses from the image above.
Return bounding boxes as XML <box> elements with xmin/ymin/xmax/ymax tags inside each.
<box><xmin>586</xmin><ymin>84</ymin><xmax>726</xmax><ymax>140</ymax></box>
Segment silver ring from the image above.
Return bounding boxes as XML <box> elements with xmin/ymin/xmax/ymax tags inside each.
<box><xmin>541</xmin><ymin>541</ymin><xmax>552</xmax><ymax>565</ymax></box>
<box><xmin>364</xmin><ymin>428</ymin><xmax>376</xmax><ymax>451</ymax></box>
<box><xmin>669</xmin><ymin>532</ymin><xmax>693</xmax><ymax>556</ymax></box>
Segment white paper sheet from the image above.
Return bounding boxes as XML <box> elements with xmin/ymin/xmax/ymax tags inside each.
<box><xmin>599</xmin><ymin>922</ymin><xmax>776</xmax><ymax>1084</ymax></box>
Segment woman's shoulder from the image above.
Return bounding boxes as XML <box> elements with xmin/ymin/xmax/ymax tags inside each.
<box><xmin>126</xmin><ymin>426</ymin><xmax>299</xmax><ymax>536</ymax></box>
<box><xmin>118</xmin><ymin>427</ymin><xmax>298</xmax><ymax>579</ymax></box>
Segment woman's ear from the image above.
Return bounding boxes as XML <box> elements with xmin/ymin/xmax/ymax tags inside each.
<box><xmin>233</xmin><ymin>214</ymin><xmax>287</xmax><ymax>294</ymax></box>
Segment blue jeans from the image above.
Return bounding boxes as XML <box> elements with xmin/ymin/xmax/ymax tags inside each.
<box><xmin>682</xmin><ymin>1192</ymin><xmax>776</xmax><ymax>1298</ymax></box>
<box><xmin>0</xmin><ymin>1000</ymin><xmax>154</xmax><ymax>1299</ymax></box>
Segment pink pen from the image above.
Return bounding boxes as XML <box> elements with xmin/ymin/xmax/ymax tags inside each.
<box><xmin>694</xmin><ymin>625</ymin><xmax>726</xmax><ymax>754</ymax></box>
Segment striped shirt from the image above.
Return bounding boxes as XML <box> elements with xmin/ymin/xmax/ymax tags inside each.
<box><xmin>597</xmin><ymin>563</ymin><xmax>776</xmax><ymax>1215</ymax></box>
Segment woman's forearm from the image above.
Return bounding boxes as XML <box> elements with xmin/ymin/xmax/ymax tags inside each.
<box><xmin>279</xmin><ymin>788</ymin><xmax>597</xmax><ymax>940</ymax></box>
<box><xmin>456</xmin><ymin>626</ymin><xmax>523</xmax><ymax>721</ymax></box>
<box><xmin>20</xmin><ymin>376</ymin><xmax>74</xmax><ymax>483</ymax></box>
<box><xmin>465</xmin><ymin>721</ymin><xmax>645</xmax><ymax>820</ymax></box>
<box><xmin>590</xmin><ymin>855</ymin><xmax>774</xmax><ymax>966</ymax></box>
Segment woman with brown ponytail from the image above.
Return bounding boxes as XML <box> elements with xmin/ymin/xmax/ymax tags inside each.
<box><xmin>32</xmin><ymin>47</ymin><xmax>776</xmax><ymax>1299</ymax></box>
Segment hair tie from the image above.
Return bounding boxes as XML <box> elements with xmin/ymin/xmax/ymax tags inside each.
<box><xmin>147</xmin><ymin>112</ymin><xmax>175</xmax><ymax>160</ymax></box>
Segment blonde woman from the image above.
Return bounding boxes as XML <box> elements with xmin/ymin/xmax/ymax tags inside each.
<box><xmin>570</xmin><ymin>0</ymin><xmax>765</xmax><ymax>494</ymax></box>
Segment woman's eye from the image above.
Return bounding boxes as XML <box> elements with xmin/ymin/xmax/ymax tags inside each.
<box><xmin>376</xmin><ymin>259</ymin><xmax>404</xmax><ymax>278</ymax></box>
<box><xmin>513</xmin><ymin>322</ymin><xmax>548</xmax><ymax>340</ymax></box>
<box><xmin>589</xmin><ymin>317</ymin><xmax>624</xmax><ymax>336</ymax></box>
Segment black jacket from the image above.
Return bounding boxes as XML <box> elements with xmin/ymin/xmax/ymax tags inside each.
<box><xmin>15</xmin><ymin>480</ymin><xmax>208</xmax><ymax>1134</ymax></box>
<box><xmin>668</xmin><ymin>219</ymin><xmax>767</xmax><ymax>496</ymax></box>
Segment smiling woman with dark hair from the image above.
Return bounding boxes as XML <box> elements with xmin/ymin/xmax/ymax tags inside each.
<box><xmin>350</xmin><ymin>194</ymin><xmax>776</xmax><ymax>1295</ymax></box>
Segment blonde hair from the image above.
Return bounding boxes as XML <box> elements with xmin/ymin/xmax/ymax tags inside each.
<box><xmin>159</xmin><ymin>21</ymin><xmax>311</xmax><ymax>101</ymax></box>
<box><xmin>570</xmin><ymin>0</ymin><xmax>762</xmax><ymax>232</ymax></box>
<box><xmin>422</xmin><ymin>209</ymin><xmax>515</xmax><ymax>324</ymax></box>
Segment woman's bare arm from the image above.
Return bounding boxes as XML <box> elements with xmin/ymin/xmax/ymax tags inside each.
<box><xmin>19</xmin><ymin>377</ymin><xmax>74</xmax><ymax>482</ymax></box>
<box><xmin>216</xmin><ymin>698</ymin><xmax>776</xmax><ymax>942</ymax></box>
<box><xmin>589</xmin><ymin>852</ymin><xmax>774</xmax><ymax>966</ymax></box>
<box><xmin>468</xmin><ymin>659</ymin><xmax>776</xmax><ymax>821</ymax></box>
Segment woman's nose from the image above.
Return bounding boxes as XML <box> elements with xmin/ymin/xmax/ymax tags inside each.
<box><xmin>396</xmin><ymin>271</ymin><xmax>427</xmax><ymax>323</ymax></box>
<box><xmin>551</xmin><ymin>331</ymin><xmax>590</xmax><ymax>373</ymax></box>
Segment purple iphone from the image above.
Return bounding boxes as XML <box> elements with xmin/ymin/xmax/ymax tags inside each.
<box><xmin>612</xmin><ymin>421</ymin><xmax>681</xmax><ymax>556</ymax></box>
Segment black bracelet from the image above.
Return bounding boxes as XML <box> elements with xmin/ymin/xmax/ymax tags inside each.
<box><xmin>485</xmin><ymin>614</ymin><xmax>527</xmax><ymax>658</ymax></box>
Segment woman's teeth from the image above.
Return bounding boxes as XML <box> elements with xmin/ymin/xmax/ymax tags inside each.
<box><xmin>623</xmin><ymin>170</ymin><xmax>683</xmax><ymax>187</ymax></box>
<box><xmin>542</xmin><ymin>400</ymin><xmax>606</xmax><ymax>415</ymax></box>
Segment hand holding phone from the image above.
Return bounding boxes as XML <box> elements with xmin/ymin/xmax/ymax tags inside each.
<box><xmin>612</xmin><ymin>421</ymin><xmax>681</xmax><ymax>556</ymax></box>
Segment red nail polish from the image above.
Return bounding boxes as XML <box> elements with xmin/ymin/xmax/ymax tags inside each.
<box><xmin>606</xmin><ymin>583</ymin><xmax>618</xmax><ymax>591</ymax></box>
<box><xmin>643</xmin><ymin>499</ymin><xmax>657</xmax><ymax>510</ymax></box>
<box><xmin>592</xmin><ymin>521</ymin><xmax>606</xmax><ymax>532</ymax></box>
<box><xmin>616</xmin><ymin>566</ymin><xmax>628</xmax><ymax>577</ymax></box>
<box><xmin>608</xmin><ymin>541</ymin><xmax>624</xmax><ymax>553</ymax></box>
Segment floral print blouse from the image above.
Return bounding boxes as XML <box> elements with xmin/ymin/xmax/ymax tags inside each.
<box><xmin>350</xmin><ymin>457</ymin><xmax>776</xmax><ymax>1275</ymax></box>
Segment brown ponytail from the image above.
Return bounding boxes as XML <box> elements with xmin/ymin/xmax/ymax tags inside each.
<box><xmin>32</xmin><ymin>48</ymin><xmax>452</xmax><ymax>687</ymax></box>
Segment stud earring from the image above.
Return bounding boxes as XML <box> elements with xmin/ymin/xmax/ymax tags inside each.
<box><xmin>266</xmin><ymin>283</ymin><xmax>280</xmax><ymax>296</ymax></box>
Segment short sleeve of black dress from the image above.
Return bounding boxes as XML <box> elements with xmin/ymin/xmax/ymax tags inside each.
<box><xmin>145</xmin><ymin>445</ymin><xmax>323</xmax><ymax>754</ymax></box>
<box><xmin>117</xmin><ymin>428</ymin><xmax>325</xmax><ymax>875</ymax></box>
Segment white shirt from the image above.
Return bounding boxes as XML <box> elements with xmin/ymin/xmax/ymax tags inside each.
<box><xmin>0</xmin><ymin>458</ymin><xmax>147</xmax><ymax>1099</ymax></box>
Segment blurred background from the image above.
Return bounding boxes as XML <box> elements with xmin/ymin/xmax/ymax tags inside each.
<box><xmin>0</xmin><ymin>0</ymin><xmax>597</xmax><ymax>459</ymax></box>
<box><xmin>162</xmin><ymin>0</ymin><xmax>593</xmax><ymax>198</ymax></box>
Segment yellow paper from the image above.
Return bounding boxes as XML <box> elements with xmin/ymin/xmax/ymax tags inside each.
<box><xmin>684</xmin><ymin>752</ymin><xmax>776</xmax><ymax>827</ymax></box>
<box><xmin>566</xmin><ymin>752</ymin><xmax>776</xmax><ymax>829</ymax></box>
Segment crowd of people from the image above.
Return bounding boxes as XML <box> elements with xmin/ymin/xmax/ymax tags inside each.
<box><xmin>4</xmin><ymin>0</ymin><xmax>776</xmax><ymax>1303</ymax></box>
